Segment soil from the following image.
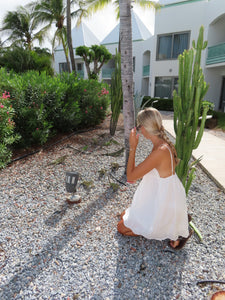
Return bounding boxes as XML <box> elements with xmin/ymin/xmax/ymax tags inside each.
<box><xmin>11</xmin><ymin>113</ymin><xmax>125</xmax><ymax>161</ymax></box>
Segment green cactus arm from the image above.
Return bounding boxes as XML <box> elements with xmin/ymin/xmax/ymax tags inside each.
<box><xmin>185</xmin><ymin>167</ymin><xmax>196</xmax><ymax>195</ymax></box>
<box><xmin>194</xmin><ymin>106</ymin><xmax>209</xmax><ymax>149</ymax></box>
<box><xmin>184</xmin><ymin>50</ymin><xmax>194</xmax><ymax>107</ymax></box>
<box><xmin>203</xmin><ymin>40</ymin><xmax>208</xmax><ymax>50</ymax></box>
<box><xmin>173</xmin><ymin>91</ymin><xmax>178</xmax><ymax>121</ymax></box>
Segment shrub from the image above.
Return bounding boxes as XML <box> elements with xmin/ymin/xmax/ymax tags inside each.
<box><xmin>73</xmin><ymin>79</ymin><xmax>110</xmax><ymax>127</ymax></box>
<box><xmin>142</xmin><ymin>97</ymin><xmax>174</xmax><ymax>111</ymax></box>
<box><xmin>212</xmin><ymin>111</ymin><xmax>225</xmax><ymax>130</ymax></box>
<box><xmin>0</xmin><ymin>91</ymin><xmax>20</xmax><ymax>168</ymax></box>
<box><xmin>0</xmin><ymin>46</ymin><xmax>54</xmax><ymax>75</ymax></box>
<box><xmin>0</xmin><ymin>68</ymin><xmax>110</xmax><ymax>153</ymax></box>
<box><xmin>12</xmin><ymin>85</ymin><xmax>53</xmax><ymax>147</ymax></box>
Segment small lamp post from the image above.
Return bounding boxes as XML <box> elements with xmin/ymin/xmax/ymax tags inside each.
<box><xmin>65</xmin><ymin>171</ymin><xmax>81</xmax><ymax>204</ymax></box>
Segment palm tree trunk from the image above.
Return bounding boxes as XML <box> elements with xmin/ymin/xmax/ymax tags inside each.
<box><xmin>119</xmin><ymin>0</ymin><xmax>135</xmax><ymax>171</ymax></box>
<box><xmin>67</xmin><ymin>0</ymin><xmax>76</xmax><ymax>73</ymax></box>
<box><xmin>62</xmin><ymin>36</ymin><xmax>71</xmax><ymax>73</ymax></box>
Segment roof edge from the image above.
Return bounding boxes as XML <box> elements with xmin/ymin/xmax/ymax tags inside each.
<box><xmin>161</xmin><ymin>0</ymin><xmax>210</xmax><ymax>8</ymax></box>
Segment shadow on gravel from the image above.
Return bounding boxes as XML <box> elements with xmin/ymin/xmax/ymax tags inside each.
<box><xmin>44</xmin><ymin>202</ymin><xmax>70</xmax><ymax>227</ymax></box>
<box><xmin>113</xmin><ymin>228</ymin><xmax>188</xmax><ymax>299</ymax></box>
<box><xmin>0</xmin><ymin>187</ymin><xmax>116</xmax><ymax>299</ymax></box>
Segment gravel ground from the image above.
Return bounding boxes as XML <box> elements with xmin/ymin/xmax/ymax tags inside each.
<box><xmin>0</xmin><ymin>119</ymin><xmax>225</xmax><ymax>300</ymax></box>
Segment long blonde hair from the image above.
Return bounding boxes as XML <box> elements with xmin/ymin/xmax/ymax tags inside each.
<box><xmin>137</xmin><ymin>107</ymin><xmax>179</xmax><ymax>165</ymax></box>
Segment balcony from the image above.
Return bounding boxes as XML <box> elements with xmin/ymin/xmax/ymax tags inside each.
<box><xmin>102</xmin><ymin>68</ymin><xmax>115</xmax><ymax>79</ymax></box>
<box><xmin>206</xmin><ymin>42</ymin><xmax>225</xmax><ymax>65</ymax></box>
<box><xmin>143</xmin><ymin>65</ymin><xmax>150</xmax><ymax>77</ymax></box>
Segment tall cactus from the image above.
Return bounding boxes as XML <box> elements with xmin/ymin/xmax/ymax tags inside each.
<box><xmin>173</xmin><ymin>26</ymin><xmax>211</xmax><ymax>195</ymax></box>
<box><xmin>110</xmin><ymin>50</ymin><xmax>123</xmax><ymax>135</ymax></box>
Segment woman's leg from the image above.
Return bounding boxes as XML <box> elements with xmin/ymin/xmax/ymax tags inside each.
<box><xmin>117</xmin><ymin>219</ymin><xmax>139</xmax><ymax>236</ymax></box>
<box><xmin>120</xmin><ymin>210</ymin><xmax>126</xmax><ymax>219</ymax></box>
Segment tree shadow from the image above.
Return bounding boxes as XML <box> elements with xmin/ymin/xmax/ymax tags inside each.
<box><xmin>44</xmin><ymin>202</ymin><xmax>70</xmax><ymax>227</ymax></box>
<box><xmin>113</xmin><ymin>234</ymin><xmax>188</xmax><ymax>299</ymax></box>
<box><xmin>0</xmin><ymin>187</ymin><xmax>116</xmax><ymax>299</ymax></box>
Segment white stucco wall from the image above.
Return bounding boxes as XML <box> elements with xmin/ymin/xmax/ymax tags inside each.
<box><xmin>149</xmin><ymin>0</ymin><xmax>225</xmax><ymax>109</ymax></box>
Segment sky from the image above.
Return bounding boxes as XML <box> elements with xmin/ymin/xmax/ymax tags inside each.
<box><xmin>0</xmin><ymin>0</ymin><xmax>176</xmax><ymax>49</ymax></box>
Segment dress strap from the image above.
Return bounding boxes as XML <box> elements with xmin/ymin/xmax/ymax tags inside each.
<box><xmin>164</xmin><ymin>144</ymin><xmax>174</xmax><ymax>175</ymax></box>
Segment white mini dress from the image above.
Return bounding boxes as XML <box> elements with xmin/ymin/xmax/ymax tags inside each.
<box><xmin>123</xmin><ymin>145</ymin><xmax>189</xmax><ymax>241</ymax></box>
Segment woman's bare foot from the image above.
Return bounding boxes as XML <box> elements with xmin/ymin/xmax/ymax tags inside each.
<box><xmin>169</xmin><ymin>240</ymin><xmax>180</xmax><ymax>248</ymax></box>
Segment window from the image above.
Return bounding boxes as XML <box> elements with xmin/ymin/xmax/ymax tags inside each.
<box><xmin>59</xmin><ymin>62</ymin><xmax>69</xmax><ymax>73</ymax></box>
<box><xmin>157</xmin><ymin>32</ymin><xmax>190</xmax><ymax>60</ymax></box>
<box><xmin>77</xmin><ymin>63</ymin><xmax>83</xmax><ymax>71</ymax></box>
<box><xmin>154</xmin><ymin>77</ymin><xmax>178</xmax><ymax>98</ymax></box>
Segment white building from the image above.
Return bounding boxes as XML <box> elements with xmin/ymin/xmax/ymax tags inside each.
<box><xmin>151</xmin><ymin>0</ymin><xmax>225</xmax><ymax>111</ymax></box>
<box><xmin>54</xmin><ymin>0</ymin><xmax>225</xmax><ymax>111</ymax></box>
<box><xmin>54</xmin><ymin>22</ymin><xmax>100</xmax><ymax>77</ymax></box>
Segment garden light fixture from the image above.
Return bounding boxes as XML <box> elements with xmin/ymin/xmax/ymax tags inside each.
<box><xmin>65</xmin><ymin>171</ymin><xmax>81</xmax><ymax>204</ymax></box>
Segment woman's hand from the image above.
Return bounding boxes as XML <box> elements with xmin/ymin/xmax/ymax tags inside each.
<box><xmin>129</xmin><ymin>127</ymin><xmax>139</xmax><ymax>151</ymax></box>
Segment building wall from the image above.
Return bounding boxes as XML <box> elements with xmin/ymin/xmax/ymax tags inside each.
<box><xmin>53</xmin><ymin>0</ymin><xmax>225</xmax><ymax>111</ymax></box>
<box><xmin>149</xmin><ymin>0</ymin><xmax>225</xmax><ymax>109</ymax></box>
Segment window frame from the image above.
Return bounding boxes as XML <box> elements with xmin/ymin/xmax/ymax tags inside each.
<box><xmin>59</xmin><ymin>62</ymin><xmax>69</xmax><ymax>73</ymax></box>
<box><xmin>156</xmin><ymin>31</ymin><xmax>190</xmax><ymax>61</ymax></box>
<box><xmin>154</xmin><ymin>76</ymin><xmax>179</xmax><ymax>99</ymax></box>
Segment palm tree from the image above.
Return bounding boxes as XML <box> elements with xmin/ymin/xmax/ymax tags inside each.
<box><xmin>87</xmin><ymin>0</ymin><xmax>160</xmax><ymax>168</ymax></box>
<box><xmin>1</xmin><ymin>6</ymin><xmax>45</xmax><ymax>50</ymax></box>
<box><xmin>67</xmin><ymin>0</ymin><xmax>88</xmax><ymax>73</ymax></box>
<box><xmin>67</xmin><ymin>0</ymin><xmax>76</xmax><ymax>72</ymax></box>
<box><xmin>30</xmin><ymin>0</ymin><xmax>71</xmax><ymax>72</ymax></box>
<box><xmin>119</xmin><ymin>0</ymin><xmax>134</xmax><ymax>167</ymax></box>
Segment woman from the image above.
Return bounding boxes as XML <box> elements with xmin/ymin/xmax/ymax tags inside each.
<box><xmin>117</xmin><ymin>108</ymin><xmax>192</xmax><ymax>250</ymax></box>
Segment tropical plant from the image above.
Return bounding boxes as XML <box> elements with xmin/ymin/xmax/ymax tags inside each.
<box><xmin>67</xmin><ymin>0</ymin><xmax>88</xmax><ymax>73</ymax></box>
<box><xmin>72</xmin><ymin>79</ymin><xmax>110</xmax><ymax>127</ymax></box>
<box><xmin>173</xmin><ymin>26</ymin><xmax>212</xmax><ymax>195</ymax></box>
<box><xmin>133</xmin><ymin>91</ymin><xmax>145</xmax><ymax>125</ymax></box>
<box><xmin>0</xmin><ymin>68</ymin><xmax>110</xmax><ymax>151</ymax></box>
<box><xmin>66</xmin><ymin>0</ymin><xmax>76</xmax><ymax>72</ymax></box>
<box><xmin>30</xmin><ymin>0</ymin><xmax>71</xmax><ymax>72</ymax></box>
<box><xmin>76</xmin><ymin>45</ymin><xmax>112</xmax><ymax>80</ymax></box>
<box><xmin>0</xmin><ymin>46</ymin><xmax>54</xmax><ymax>75</ymax></box>
<box><xmin>0</xmin><ymin>91</ymin><xmax>20</xmax><ymax>168</ymax></box>
<box><xmin>119</xmin><ymin>0</ymin><xmax>135</xmax><ymax>168</ymax></box>
<box><xmin>1</xmin><ymin>6</ymin><xmax>44</xmax><ymax>50</ymax></box>
<box><xmin>87</xmin><ymin>0</ymin><xmax>160</xmax><ymax>169</ymax></box>
<box><xmin>110</xmin><ymin>50</ymin><xmax>123</xmax><ymax>135</ymax></box>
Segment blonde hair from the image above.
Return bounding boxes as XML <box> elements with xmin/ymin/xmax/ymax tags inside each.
<box><xmin>137</xmin><ymin>107</ymin><xmax>179</xmax><ymax>165</ymax></box>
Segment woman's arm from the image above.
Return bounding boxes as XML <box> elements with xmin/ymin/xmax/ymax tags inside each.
<box><xmin>127</xmin><ymin>147</ymin><xmax>164</xmax><ymax>181</ymax></box>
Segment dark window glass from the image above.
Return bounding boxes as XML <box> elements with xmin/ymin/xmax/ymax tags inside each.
<box><xmin>157</xmin><ymin>32</ymin><xmax>189</xmax><ymax>60</ymax></box>
<box><xmin>154</xmin><ymin>77</ymin><xmax>178</xmax><ymax>98</ymax></box>
<box><xmin>59</xmin><ymin>62</ymin><xmax>69</xmax><ymax>73</ymax></box>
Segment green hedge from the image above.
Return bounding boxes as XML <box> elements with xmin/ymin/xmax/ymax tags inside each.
<box><xmin>142</xmin><ymin>97</ymin><xmax>174</xmax><ymax>111</ymax></box>
<box><xmin>0</xmin><ymin>68</ymin><xmax>110</xmax><ymax>162</ymax></box>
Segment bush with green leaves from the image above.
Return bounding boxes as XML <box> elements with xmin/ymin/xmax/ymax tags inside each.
<box><xmin>12</xmin><ymin>85</ymin><xmax>54</xmax><ymax>147</ymax></box>
<box><xmin>0</xmin><ymin>68</ymin><xmax>110</xmax><ymax>153</ymax></box>
<box><xmin>142</xmin><ymin>97</ymin><xmax>174</xmax><ymax>111</ymax></box>
<box><xmin>73</xmin><ymin>79</ymin><xmax>110</xmax><ymax>127</ymax></box>
<box><xmin>0</xmin><ymin>91</ymin><xmax>20</xmax><ymax>168</ymax></box>
<box><xmin>0</xmin><ymin>46</ymin><xmax>54</xmax><ymax>75</ymax></box>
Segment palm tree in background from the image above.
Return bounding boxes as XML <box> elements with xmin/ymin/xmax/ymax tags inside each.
<box><xmin>1</xmin><ymin>6</ymin><xmax>45</xmax><ymax>50</ymax></box>
<box><xmin>67</xmin><ymin>0</ymin><xmax>88</xmax><ymax>73</ymax></box>
<box><xmin>29</xmin><ymin>0</ymin><xmax>71</xmax><ymax>72</ymax></box>
<box><xmin>87</xmin><ymin>0</ymin><xmax>160</xmax><ymax>169</ymax></box>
